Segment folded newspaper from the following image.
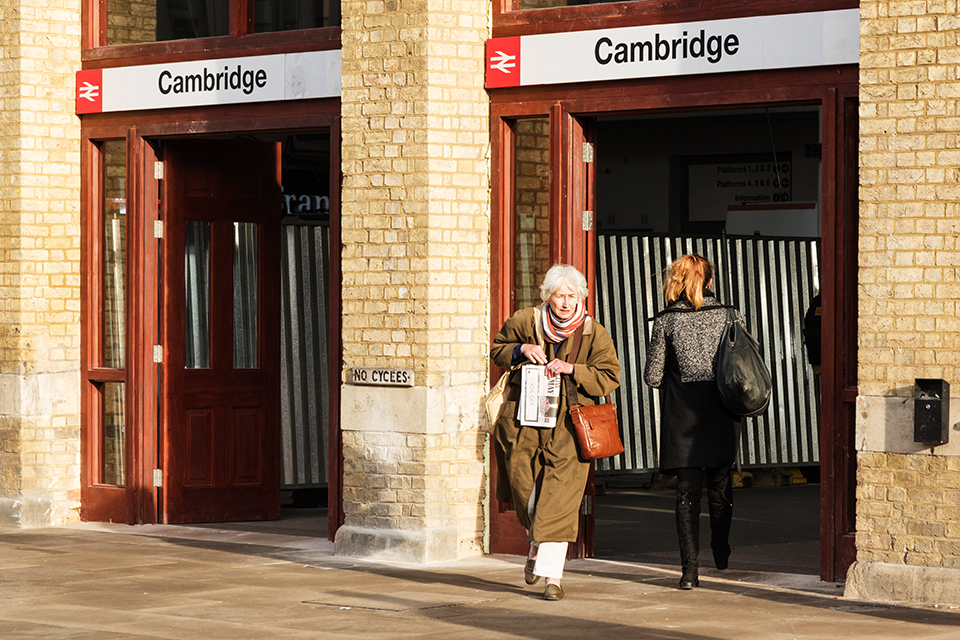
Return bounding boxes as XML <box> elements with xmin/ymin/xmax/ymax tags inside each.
<box><xmin>517</xmin><ymin>365</ymin><xmax>561</xmax><ymax>428</ymax></box>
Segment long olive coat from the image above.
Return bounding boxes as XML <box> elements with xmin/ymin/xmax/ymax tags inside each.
<box><xmin>490</xmin><ymin>306</ymin><xmax>621</xmax><ymax>543</ymax></box>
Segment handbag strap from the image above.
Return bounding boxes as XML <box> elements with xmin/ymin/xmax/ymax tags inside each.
<box><xmin>563</xmin><ymin>324</ymin><xmax>585</xmax><ymax>410</ymax></box>
<box><xmin>561</xmin><ymin>324</ymin><xmax>612</xmax><ymax>408</ymax></box>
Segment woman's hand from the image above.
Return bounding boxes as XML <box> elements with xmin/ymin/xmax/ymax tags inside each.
<box><xmin>520</xmin><ymin>343</ymin><xmax>548</xmax><ymax>365</ymax></box>
<box><xmin>545</xmin><ymin>360</ymin><xmax>572</xmax><ymax>379</ymax></box>
<box><xmin>520</xmin><ymin>344</ymin><xmax>572</xmax><ymax>378</ymax></box>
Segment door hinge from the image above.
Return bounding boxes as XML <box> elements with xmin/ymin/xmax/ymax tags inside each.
<box><xmin>153</xmin><ymin>469</ymin><xmax>163</xmax><ymax>487</ymax></box>
<box><xmin>153</xmin><ymin>345</ymin><xmax>163</xmax><ymax>363</ymax></box>
<box><xmin>154</xmin><ymin>161</ymin><xmax>164</xmax><ymax>180</ymax></box>
<box><xmin>153</xmin><ymin>220</ymin><xmax>163</xmax><ymax>239</ymax></box>
<box><xmin>582</xmin><ymin>142</ymin><xmax>594</xmax><ymax>163</ymax></box>
<box><xmin>582</xmin><ymin>210</ymin><xmax>594</xmax><ymax>231</ymax></box>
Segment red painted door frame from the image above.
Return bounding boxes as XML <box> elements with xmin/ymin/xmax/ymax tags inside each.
<box><xmin>489</xmin><ymin>66</ymin><xmax>859</xmax><ymax>582</ymax></box>
<box><xmin>80</xmin><ymin>102</ymin><xmax>344</xmax><ymax>537</ymax></box>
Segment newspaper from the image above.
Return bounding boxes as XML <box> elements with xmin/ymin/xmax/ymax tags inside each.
<box><xmin>517</xmin><ymin>365</ymin><xmax>561</xmax><ymax>428</ymax></box>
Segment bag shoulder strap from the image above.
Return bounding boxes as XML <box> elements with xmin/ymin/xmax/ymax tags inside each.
<box><xmin>562</xmin><ymin>324</ymin><xmax>612</xmax><ymax>407</ymax></box>
<box><xmin>563</xmin><ymin>325</ymin><xmax>585</xmax><ymax>409</ymax></box>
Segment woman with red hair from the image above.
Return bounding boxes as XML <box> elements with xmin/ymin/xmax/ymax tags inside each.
<box><xmin>645</xmin><ymin>254</ymin><xmax>743</xmax><ymax>590</ymax></box>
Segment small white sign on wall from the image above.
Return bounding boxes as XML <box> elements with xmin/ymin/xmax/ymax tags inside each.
<box><xmin>349</xmin><ymin>367</ymin><xmax>414</xmax><ymax>387</ymax></box>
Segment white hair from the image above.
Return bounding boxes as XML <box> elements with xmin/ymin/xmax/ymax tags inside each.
<box><xmin>539</xmin><ymin>264</ymin><xmax>589</xmax><ymax>302</ymax></box>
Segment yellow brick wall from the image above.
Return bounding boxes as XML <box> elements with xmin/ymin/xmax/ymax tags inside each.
<box><xmin>0</xmin><ymin>0</ymin><xmax>82</xmax><ymax>524</ymax></box>
<box><xmin>106</xmin><ymin>0</ymin><xmax>158</xmax><ymax>45</ymax></box>
<box><xmin>338</xmin><ymin>0</ymin><xmax>490</xmax><ymax>557</ymax></box>
<box><xmin>859</xmin><ymin>1</ymin><xmax>960</xmax><ymax>398</ymax></box>
<box><xmin>857</xmin><ymin>1</ymin><xmax>960</xmax><ymax>569</ymax></box>
<box><xmin>340</xmin><ymin>0</ymin><xmax>490</xmax><ymax>387</ymax></box>
<box><xmin>856</xmin><ymin>452</ymin><xmax>960</xmax><ymax>567</ymax></box>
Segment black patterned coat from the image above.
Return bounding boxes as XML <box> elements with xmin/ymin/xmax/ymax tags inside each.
<box><xmin>644</xmin><ymin>293</ymin><xmax>742</xmax><ymax>472</ymax></box>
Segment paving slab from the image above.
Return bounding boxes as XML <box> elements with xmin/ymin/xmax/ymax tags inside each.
<box><xmin>0</xmin><ymin>524</ymin><xmax>957</xmax><ymax>639</ymax></box>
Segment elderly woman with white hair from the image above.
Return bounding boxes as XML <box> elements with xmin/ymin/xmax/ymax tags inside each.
<box><xmin>490</xmin><ymin>264</ymin><xmax>621</xmax><ymax>600</ymax></box>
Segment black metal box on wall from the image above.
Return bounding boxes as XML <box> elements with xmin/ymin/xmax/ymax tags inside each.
<box><xmin>915</xmin><ymin>379</ymin><xmax>949</xmax><ymax>445</ymax></box>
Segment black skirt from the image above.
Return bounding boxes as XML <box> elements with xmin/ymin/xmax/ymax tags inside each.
<box><xmin>657</xmin><ymin>361</ymin><xmax>740</xmax><ymax>473</ymax></box>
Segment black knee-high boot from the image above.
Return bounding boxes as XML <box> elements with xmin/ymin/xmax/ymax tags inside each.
<box><xmin>707</xmin><ymin>468</ymin><xmax>733</xmax><ymax>570</ymax></box>
<box><xmin>675</xmin><ymin>473</ymin><xmax>701</xmax><ymax>589</ymax></box>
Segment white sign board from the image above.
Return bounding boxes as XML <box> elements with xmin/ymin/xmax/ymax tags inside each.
<box><xmin>486</xmin><ymin>9</ymin><xmax>859</xmax><ymax>88</ymax></box>
<box><xmin>350</xmin><ymin>367</ymin><xmax>414</xmax><ymax>387</ymax></box>
<box><xmin>77</xmin><ymin>50</ymin><xmax>341</xmax><ymax>114</ymax></box>
<box><xmin>687</xmin><ymin>158</ymin><xmax>792</xmax><ymax>222</ymax></box>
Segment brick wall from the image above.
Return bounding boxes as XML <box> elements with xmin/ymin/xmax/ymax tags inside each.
<box><xmin>856</xmin><ymin>452</ymin><xmax>960</xmax><ymax>567</ymax></box>
<box><xmin>337</xmin><ymin>0</ymin><xmax>490</xmax><ymax>559</ymax></box>
<box><xmin>859</xmin><ymin>1</ymin><xmax>960</xmax><ymax>397</ymax></box>
<box><xmin>0</xmin><ymin>0</ymin><xmax>82</xmax><ymax>525</ymax></box>
<box><xmin>854</xmin><ymin>0</ymin><xmax>960</xmax><ymax>598</ymax></box>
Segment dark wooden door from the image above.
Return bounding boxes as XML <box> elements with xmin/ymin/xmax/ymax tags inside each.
<box><xmin>161</xmin><ymin>139</ymin><xmax>281</xmax><ymax>523</ymax></box>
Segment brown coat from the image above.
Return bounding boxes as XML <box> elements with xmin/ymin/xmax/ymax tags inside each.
<box><xmin>490</xmin><ymin>306</ymin><xmax>621</xmax><ymax>542</ymax></box>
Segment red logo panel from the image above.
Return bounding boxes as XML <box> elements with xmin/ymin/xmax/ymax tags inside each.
<box><xmin>76</xmin><ymin>69</ymin><xmax>103</xmax><ymax>114</ymax></box>
<box><xmin>485</xmin><ymin>37</ymin><xmax>521</xmax><ymax>89</ymax></box>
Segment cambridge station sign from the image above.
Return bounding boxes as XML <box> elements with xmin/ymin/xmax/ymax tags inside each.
<box><xmin>76</xmin><ymin>50</ymin><xmax>341</xmax><ymax>114</ymax></box>
<box><xmin>485</xmin><ymin>9</ymin><xmax>859</xmax><ymax>88</ymax></box>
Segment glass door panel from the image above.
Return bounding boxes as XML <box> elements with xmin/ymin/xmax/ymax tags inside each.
<box><xmin>185</xmin><ymin>221</ymin><xmax>211</xmax><ymax>369</ymax></box>
<box><xmin>103</xmin><ymin>160</ymin><xmax>126</xmax><ymax>370</ymax></box>
<box><xmin>514</xmin><ymin>117</ymin><xmax>551</xmax><ymax>311</ymax></box>
<box><xmin>101</xmin><ymin>382</ymin><xmax>126</xmax><ymax>486</ymax></box>
<box><xmin>233</xmin><ymin>222</ymin><xmax>259</xmax><ymax>369</ymax></box>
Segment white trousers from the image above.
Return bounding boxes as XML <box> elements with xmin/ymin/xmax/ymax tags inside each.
<box><xmin>527</xmin><ymin>486</ymin><xmax>568</xmax><ymax>579</ymax></box>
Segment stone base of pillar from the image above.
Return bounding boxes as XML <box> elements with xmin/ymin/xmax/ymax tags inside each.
<box><xmin>334</xmin><ymin>525</ymin><xmax>458</xmax><ymax>563</ymax></box>
<box><xmin>0</xmin><ymin>492</ymin><xmax>53</xmax><ymax>528</ymax></box>
<box><xmin>845</xmin><ymin>560</ymin><xmax>960</xmax><ymax>607</ymax></box>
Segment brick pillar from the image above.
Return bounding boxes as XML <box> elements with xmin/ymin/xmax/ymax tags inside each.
<box><xmin>0</xmin><ymin>0</ymin><xmax>82</xmax><ymax>526</ymax></box>
<box><xmin>850</xmin><ymin>1</ymin><xmax>960</xmax><ymax>605</ymax></box>
<box><xmin>336</xmin><ymin>0</ymin><xmax>491</xmax><ymax>561</ymax></box>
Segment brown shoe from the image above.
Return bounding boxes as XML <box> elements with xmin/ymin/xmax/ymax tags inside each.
<box><xmin>543</xmin><ymin>583</ymin><xmax>564</xmax><ymax>601</ymax></box>
<box><xmin>524</xmin><ymin>559</ymin><xmax>540</xmax><ymax>585</ymax></box>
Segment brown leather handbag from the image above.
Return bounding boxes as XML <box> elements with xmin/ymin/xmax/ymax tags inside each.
<box><xmin>569</xmin><ymin>399</ymin><xmax>624</xmax><ymax>460</ymax></box>
<box><xmin>564</xmin><ymin>324</ymin><xmax>624</xmax><ymax>460</ymax></box>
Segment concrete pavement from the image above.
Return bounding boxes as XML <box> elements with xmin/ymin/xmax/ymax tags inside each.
<box><xmin>1</xmin><ymin>522</ymin><xmax>958</xmax><ymax>639</ymax></box>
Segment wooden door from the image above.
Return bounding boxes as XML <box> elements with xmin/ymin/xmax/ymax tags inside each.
<box><xmin>160</xmin><ymin>139</ymin><xmax>281</xmax><ymax>523</ymax></box>
<box><xmin>820</xmin><ymin>90</ymin><xmax>860</xmax><ymax>581</ymax></box>
<box><xmin>569</xmin><ymin>114</ymin><xmax>597</xmax><ymax>559</ymax></box>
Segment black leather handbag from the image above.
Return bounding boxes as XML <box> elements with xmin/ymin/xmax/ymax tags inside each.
<box><xmin>715</xmin><ymin>307</ymin><xmax>772</xmax><ymax>417</ymax></box>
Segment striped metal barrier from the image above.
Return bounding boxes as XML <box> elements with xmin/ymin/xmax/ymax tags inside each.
<box><xmin>595</xmin><ymin>233</ymin><xmax>821</xmax><ymax>473</ymax></box>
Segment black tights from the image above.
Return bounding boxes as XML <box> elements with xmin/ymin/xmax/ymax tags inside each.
<box><xmin>674</xmin><ymin>464</ymin><xmax>733</xmax><ymax>573</ymax></box>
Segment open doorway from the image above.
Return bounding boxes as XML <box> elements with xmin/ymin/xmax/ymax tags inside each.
<box><xmin>589</xmin><ymin>107</ymin><xmax>824</xmax><ymax>575</ymax></box>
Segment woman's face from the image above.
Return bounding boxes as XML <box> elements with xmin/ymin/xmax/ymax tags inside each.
<box><xmin>548</xmin><ymin>280</ymin><xmax>580</xmax><ymax>320</ymax></box>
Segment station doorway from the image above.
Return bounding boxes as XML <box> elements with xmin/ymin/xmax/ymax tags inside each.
<box><xmin>81</xmin><ymin>122</ymin><xmax>342</xmax><ymax>539</ymax></box>
<box><xmin>589</xmin><ymin>108</ymin><xmax>825</xmax><ymax>575</ymax></box>
<box><xmin>489</xmin><ymin>75</ymin><xmax>858</xmax><ymax>581</ymax></box>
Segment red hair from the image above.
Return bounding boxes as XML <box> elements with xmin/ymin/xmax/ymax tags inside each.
<box><xmin>663</xmin><ymin>254</ymin><xmax>713</xmax><ymax>310</ymax></box>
